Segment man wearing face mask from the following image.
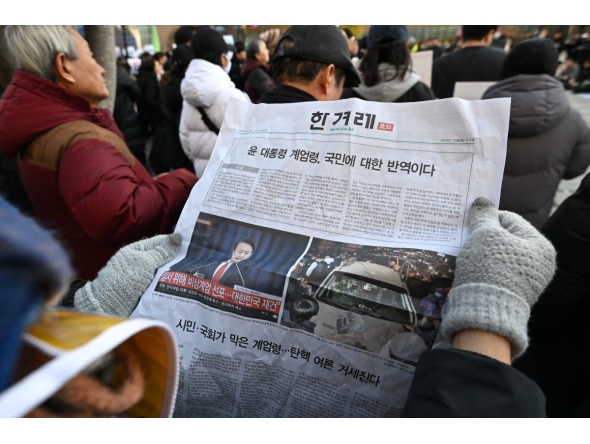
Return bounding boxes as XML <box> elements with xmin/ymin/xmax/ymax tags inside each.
<box><xmin>179</xmin><ymin>28</ymin><xmax>249</xmax><ymax>177</ymax></box>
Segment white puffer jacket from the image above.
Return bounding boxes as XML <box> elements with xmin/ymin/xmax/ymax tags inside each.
<box><xmin>179</xmin><ymin>59</ymin><xmax>248</xmax><ymax>177</ymax></box>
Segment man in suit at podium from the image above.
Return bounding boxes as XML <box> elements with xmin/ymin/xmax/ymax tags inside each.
<box><xmin>189</xmin><ymin>239</ymin><xmax>255</xmax><ymax>289</ymax></box>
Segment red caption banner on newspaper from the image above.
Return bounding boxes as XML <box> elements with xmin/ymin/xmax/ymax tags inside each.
<box><xmin>159</xmin><ymin>271</ymin><xmax>282</xmax><ymax>315</ymax></box>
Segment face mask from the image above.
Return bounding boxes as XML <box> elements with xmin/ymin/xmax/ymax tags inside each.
<box><xmin>223</xmin><ymin>60</ymin><xmax>232</xmax><ymax>74</ymax></box>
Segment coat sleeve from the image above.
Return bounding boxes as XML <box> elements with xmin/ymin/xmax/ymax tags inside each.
<box><xmin>563</xmin><ymin>113</ymin><xmax>590</xmax><ymax>179</ymax></box>
<box><xmin>58</xmin><ymin>139</ymin><xmax>197</xmax><ymax>244</ymax></box>
<box><xmin>401</xmin><ymin>348</ymin><xmax>546</xmax><ymax>417</ymax></box>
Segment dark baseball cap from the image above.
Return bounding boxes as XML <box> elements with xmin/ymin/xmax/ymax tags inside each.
<box><xmin>171</xmin><ymin>44</ymin><xmax>195</xmax><ymax>71</ymax></box>
<box><xmin>191</xmin><ymin>28</ymin><xmax>228</xmax><ymax>60</ymax></box>
<box><xmin>272</xmin><ymin>25</ymin><xmax>361</xmax><ymax>88</ymax></box>
<box><xmin>367</xmin><ymin>25</ymin><xmax>409</xmax><ymax>49</ymax></box>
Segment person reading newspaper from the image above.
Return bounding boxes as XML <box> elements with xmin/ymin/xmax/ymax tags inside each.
<box><xmin>1</xmin><ymin>190</ymin><xmax>554</xmax><ymax>417</ymax></box>
<box><xmin>402</xmin><ymin>197</ymin><xmax>555</xmax><ymax>417</ymax></box>
<box><xmin>259</xmin><ymin>25</ymin><xmax>361</xmax><ymax>104</ymax></box>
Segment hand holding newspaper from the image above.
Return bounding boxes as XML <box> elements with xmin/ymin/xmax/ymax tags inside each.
<box><xmin>131</xmin><ymin>97</ymin><xmax>510</xmax><ymax>417</ymax></box>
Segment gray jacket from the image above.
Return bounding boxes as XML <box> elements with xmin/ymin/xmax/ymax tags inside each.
<box><xmin>482</xmin><ymin>74</ymin><xmax>590</xmax><ymax>228</ymax></box>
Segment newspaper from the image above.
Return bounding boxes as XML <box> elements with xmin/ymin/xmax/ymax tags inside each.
<box><xmin>131</xmin><ymin>97</ymin><xmax>510</xmax><ymax>417</ymax></box>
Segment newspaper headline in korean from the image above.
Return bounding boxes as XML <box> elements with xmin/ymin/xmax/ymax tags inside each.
<box><xmin>131</xmin><ymin>97</ymin><xmax>510</xmax><ymax>417</ymax></box>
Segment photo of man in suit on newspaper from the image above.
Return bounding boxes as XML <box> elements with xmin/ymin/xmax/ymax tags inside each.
<box><xmin>187</xmin><ymin>239</ymin><xmax>255</xmax><ymax>289</ymax></box>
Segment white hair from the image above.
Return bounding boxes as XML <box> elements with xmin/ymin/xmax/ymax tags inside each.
<box><xmin>4</xmin><ymin>25</ymin><xmax>78</xmax><ymax>82</ymax></box>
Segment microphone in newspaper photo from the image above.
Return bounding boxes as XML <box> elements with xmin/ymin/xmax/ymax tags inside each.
<box><xmin>185</xmin><ymin>239</ymin><xmax>255</xmax><ymax>289</ymax></box>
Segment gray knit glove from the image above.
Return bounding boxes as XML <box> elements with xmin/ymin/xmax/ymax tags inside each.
<box><xmin>74</xmin><ymin>233</ymin><xmax>182</xmax><ymax>318</ymax></box>
<box><xmin>441</xmin><ymin>197</ymin><xmax>556</xmax><ymax>359</ymax></box>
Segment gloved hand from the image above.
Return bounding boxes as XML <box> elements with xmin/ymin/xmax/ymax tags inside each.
<box><xmin>441</xmin><ymin>197</ymin><xmax>556</xmax><ymax>359</ymax></box>
<box><xmin>74</xmin><ymin>233</ymin><xmax>182</xmax><ymax>318</ymax></box>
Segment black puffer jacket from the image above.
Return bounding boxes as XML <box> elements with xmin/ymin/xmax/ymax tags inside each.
<box><xmin>157</xmin><ymin>73</ymin><xmax>195</xmax><ymax>173</ymax></box>
<box><xmin>136</xmin><ymin>71</ymin><xmax>165</xmax><ymax>136</ymax></box>
<box><xmin>514</xmin><ymin>172</ymin><xmax>590</xmax><ymax>417</ymax></box>
<box><xmin>482</xmin><ymin>74</ymin><xmax>590</xmax><ymax>228</ymax></box>
<box><xmin>113</xmin><ymin>66</ymin><xmax>145</xmax><ymax>163</ymax></box>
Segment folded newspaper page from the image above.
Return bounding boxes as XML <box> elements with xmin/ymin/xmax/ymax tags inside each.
<box><xmin>131</xmin><ymin>97</ymin><xmax>510</xmax><ymax>417</ymax></box>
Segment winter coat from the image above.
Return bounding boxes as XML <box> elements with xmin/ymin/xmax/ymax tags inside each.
<box><xmin>513</xmin><ymin>172</ymin><xmax>590</xmax><ymax>417</ymax></box>
<box><xmin>136</xmin><ymin>71</ymin><xmax>166</xmax><ymax>135</ymax></box>
<box><xmin>431</xmin><ymin>46</ymin><xmax>507</xmax><ymax>99</ymax></box>
<box><xmin>402</xmin><ymin>349</ymin><xmax>546</xmax><ymax>417</ymax></box>
<box><xmin>0</xmin><ymin>69</ymin><xmax>198</xmax><ymax>280</ymax></box>
<box><xmin>241</xmin><ymin>59</ymin><xmax>274</xmax><ymax>104</ymax></box>
<box><xmin>341</xmin><ymin>65</ymin><xmax>435</xmax><ymax>103</ymax></box>
<box><xmin>113</xmin><ymin>65</ymin><xmax>145</xmax><ymax>163</ymax></box>
<box><xmin>179</xmin><ymin>59</ymin><xmax>248</xmax><ymax>177</ymax></box>
<box><xmin>229</xmin><ymin>54</ymin><xmax>245</xmax><ymax>91</ymax></box>
<box><xmin>162</xmin><ymin>73</ymin><xmax>184</xmax><ymax>126</ymax></box>
<box><xmin>482</xmin><ymin>74</ymin><xmax>590</xmax><ymax>228</ymax></box>
<box><xmin>158</xmin><ymin>73</ymin><xmax>195</xmax><ymax>173</ymax></box>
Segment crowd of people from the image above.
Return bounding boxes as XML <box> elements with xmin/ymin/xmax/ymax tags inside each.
<box><xmin>0</xmin><ymin>24</ymin><xmax>589</xmax><ymax>418</ymax></box>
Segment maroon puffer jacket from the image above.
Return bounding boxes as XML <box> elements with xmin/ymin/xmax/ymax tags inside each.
<box><xmin>0</xmin><ymin>70</ymin><xmax>198</xmax><ymax>279</ymax></box>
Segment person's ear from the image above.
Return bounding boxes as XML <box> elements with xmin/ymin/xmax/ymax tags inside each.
<box><xmin>54</xmin><ymin>53</ymin><xmax>75</xmax><ymax>85</ymax></box>
<box><xmin>319</xmin><ymin>64</ymin><xmax>336</xmax><ymax>95</ymax></box>
<box><xmin>485</xmin><ymin>29</ymin><xmax>495</xmax><ymax>45</ymax></box>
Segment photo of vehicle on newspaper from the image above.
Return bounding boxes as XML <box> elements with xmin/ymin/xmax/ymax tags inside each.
<box><xmin>155</xmin><ymin>212</ymin><xmax>310</xmax><ymax>322</ymax></box>
<box><xmin>131</xmin><ymin>96</ymin><xmax>510</xmax><ymax>418</ymax></box>
<box><xmin>282</xmin><ymin>238</ymin><xmax>456</xmax><ymax>360</ymax></box>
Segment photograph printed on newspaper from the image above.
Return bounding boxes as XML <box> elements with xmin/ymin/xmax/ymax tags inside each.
<box><xmin>131</xmin><ymin>97</ymin><xmax>510</xmax><ymax>417</ymax></box>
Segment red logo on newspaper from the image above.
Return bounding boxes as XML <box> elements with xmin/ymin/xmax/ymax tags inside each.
<box><xmin>377</xmin><ymin>122</ymin><xmax>394</xmax><ymax>132</ymax></box>
<box><xmin>196</xmin><ymin>218</ymin><xmax>212</xmax><ymax>226</ymax></box>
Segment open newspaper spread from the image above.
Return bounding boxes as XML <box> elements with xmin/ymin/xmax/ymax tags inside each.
<box><xmin>131</xmin><ymin>97</ymin><xmax>510</xmax><ymax>417</ymax></box>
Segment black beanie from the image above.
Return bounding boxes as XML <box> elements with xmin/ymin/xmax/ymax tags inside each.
<box><xmin>501</xmin><ymin>38</ymin><xmax>558</xmax><ymax>80</ymax></box>
<box><xmin>191</xmin><ymin>28</ymin><xmax>228</xmax><ymax>64</ymax></box>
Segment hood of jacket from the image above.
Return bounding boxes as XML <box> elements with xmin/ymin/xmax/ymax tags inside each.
<box><xmin>0</xmin><ymin>69</ymin><xmax>116</xmax><ymax>157</ymax></box>
<box><xmin>353</xmin><ymin>64</ymin><xmax>421</xmax><ymax>102</ymax></box>
<box><xmin>181</xmin><ymin>59</ymin><xmax>236</xmax><ymax>108</ymax></box>
<box><xmin>241</xmin><ymin>59</ymin><xmax>271</xmax><ymax>78</ymax></box>
<box><xmin>481</xmin><ymin>74</ymin><xmax>570</xmax><ymax>138</ymax></box>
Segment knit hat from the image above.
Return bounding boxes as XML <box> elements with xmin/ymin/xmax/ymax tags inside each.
<box><xmin>501</xmin><ymin>38</ymin><xmax>558</xmax><ymax>80</ymax></box>
<box><xmin>272</xmin><ymin>25</ymin><xmax>361</xmax><ymax>88</ymax></box>
<box><xmin>191</xmin><ymin>28</ymin><xmax>228</xmax><ymax>62</ymax></box>
<box><xmin>367</xmin><ymin>25</ymin><xmax>409</xmax><ymax>49</ymax></box>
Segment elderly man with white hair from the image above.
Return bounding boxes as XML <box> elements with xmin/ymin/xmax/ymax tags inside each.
<box><xmin>0</xmin><ymin>26</ymin><xmax>197</xmax><ymax>280</ymax></box>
